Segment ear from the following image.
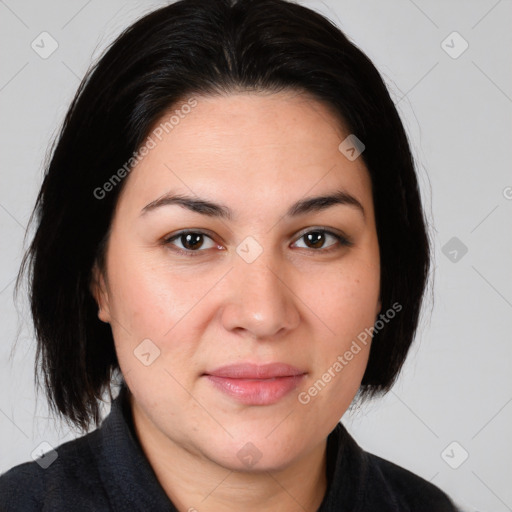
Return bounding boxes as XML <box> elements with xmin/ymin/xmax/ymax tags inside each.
<box><xmin>90</xmin><ymin>263</ymin><xmax>112</xmax><ymax>324</ymax></box>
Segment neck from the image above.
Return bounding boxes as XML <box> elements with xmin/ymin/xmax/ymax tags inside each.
<box><xmin>129</xmin><ymin>396</ymin><xmax>328</xmax><ymax>512</ymax></box>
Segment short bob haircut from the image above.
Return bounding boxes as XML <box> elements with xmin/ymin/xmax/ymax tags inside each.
<box><xmin>17</xmin><ymin>0</ymin><xmax>431</xmax><ymax>432</ymax></box>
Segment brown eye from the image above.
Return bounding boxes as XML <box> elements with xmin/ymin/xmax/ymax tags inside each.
<box><xmin>304</xmin><ymin>231</ymin><xmax>329</xmax><ymax>249</ymax></box>
<box><xmin>293</xmin><ymin>229</ymin><xmax>352</xmax><ymax>252</ymax></box>
<box><xmin>165</xmin><ymin>231</ymin><xmax>217</xmax><ymax>255</ymax></box>
<box><xmin>179</xmin><ymin>233</ymin><xmax>206</xmax><ymax>250</ymax></box>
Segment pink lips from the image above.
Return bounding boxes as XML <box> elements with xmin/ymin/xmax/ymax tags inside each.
<box><xmin>204</xmin><ymin>363</ymin><xmax>307</xmax><ymax>405</ymax></box>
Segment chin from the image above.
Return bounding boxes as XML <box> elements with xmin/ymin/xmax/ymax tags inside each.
<box><xmin>199</xmin><ymin>429</ymin><xmax>312</xmax><ymax>473</ymax></box>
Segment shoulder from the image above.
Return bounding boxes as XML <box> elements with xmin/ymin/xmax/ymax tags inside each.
<box><xmin>324</xmin><ymin>423</ymin><xmax>461</xmax><ymax>511</ymax></box>
<box><xmin>0</xmin><ymin>429</ymin><xmax>109</xmax><ymax>511</ymax></box>
<box><xmin>0</xmin><ymin>459</ymin><xmax>44</xmax><ymax>511</ymax></box>
<box><xmin>365</xmin><ymin>451</ymin><xmax>460</xmax><ymax>511</ymax></box>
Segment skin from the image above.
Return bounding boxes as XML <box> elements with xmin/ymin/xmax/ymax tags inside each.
<box><xmin>92</xmin><ymin>90</ymin><xmax>381</xmax><ymax>512</ymax></box>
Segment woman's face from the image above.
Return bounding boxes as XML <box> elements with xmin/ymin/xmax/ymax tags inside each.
<box><xmin>93</xmin><ymin>91</ymin><xmax>381</xmax><ymax>471</ymax></box>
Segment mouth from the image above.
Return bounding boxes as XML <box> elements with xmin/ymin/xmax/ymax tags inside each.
<box><xmin>203</xmin><ymin>363</ymin><xmax>307</xmax><ymax>405</ymax></box>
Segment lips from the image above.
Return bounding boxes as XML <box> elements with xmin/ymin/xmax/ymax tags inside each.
<box><xmin>203</xmin><ymin>363</ymin><xmax>307</xmax><ymax>405</ymax></box>
<box><xmin>205</xmin><ymin>362</ymin><xmax>306</xmax><ymax>379</ymax></box>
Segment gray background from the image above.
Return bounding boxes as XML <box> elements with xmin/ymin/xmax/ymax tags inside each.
<box><xmin>1</xmin><ymin>1</ymin><xmax>511</xmax><ymax>510</ymax></box>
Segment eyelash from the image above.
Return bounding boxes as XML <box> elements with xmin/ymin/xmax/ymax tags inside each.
<box><xmin>163</xmin><ymin>228</ymin><xmax>353</xmax><ymax>258</ymax></box>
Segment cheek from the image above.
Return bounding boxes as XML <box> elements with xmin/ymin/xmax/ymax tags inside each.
<box><xmin>106</xmin><ymin>242</ymin><xmax>187</xmax><ymax>333</ymax></box>
<box><xmin>302</xmin><ymin>253</ymin><xmax>379</xmax><ymax>400</ymax></box>
<box><xmin>297</xmin><ymin>267</ymin><xmax>377</xmax><ymax>418</ymax></box>
<box><xmin>105</xmin><ymin>246</ymin><xmax>221</xmax><ymax>374</ymax></box>
<box><xmin>315</xmin><ymin>260</ymin><xmax>380</xmax><ymax>339</ymax></box>
<box><xmin>110</xmin><ymin>269</ymin><xmax>169</xmax><ymax>334</ymax></box>
<box><xmin>106</xmin><ymin>257</ymin><xmax>200</xmax><ymax>396</ymax></box>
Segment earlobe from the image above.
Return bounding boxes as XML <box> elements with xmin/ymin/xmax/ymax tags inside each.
<box><xmin>97</xmin><ymin>304</ymin><xmax>111</xmax><ymax>324</ymax></box>
<box><xmin>90</xmin><ymin>264</ymin><xmax>111</xmax><ymax>324</ymax></box>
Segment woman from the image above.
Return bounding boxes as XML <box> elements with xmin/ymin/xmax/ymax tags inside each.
<box><xmin>0</xmin><ymin>0</ymin><xmax>460</xmax><ymax>510</ymax></box>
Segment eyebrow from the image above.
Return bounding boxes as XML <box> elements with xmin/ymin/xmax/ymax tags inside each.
<box><xmin>140</xmin><ymin>189</ymin><xmax>365</xmax><ymax>221</ymax></box>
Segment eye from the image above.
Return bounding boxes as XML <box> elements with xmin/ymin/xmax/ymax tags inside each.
<box><xmin>164</xmin><ymin>231</ymin><xmax>218</xmax><ymax>256</ymax></box>
<box><xmin>292</xmin><ymin>228</ymin><xmax>352</xmax><ymax>253</ymax></box>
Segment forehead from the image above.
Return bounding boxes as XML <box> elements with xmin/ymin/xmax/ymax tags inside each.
<box><xmin>117</xmin><ymin>91</ymin><xmax>373</xmax><ymax>220</ymax></box>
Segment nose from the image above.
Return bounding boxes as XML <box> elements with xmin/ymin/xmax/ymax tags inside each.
<box><xmin>220</xmin><ymin>245</ymin><xmax>301</xmax><ymax>340</ymax></box>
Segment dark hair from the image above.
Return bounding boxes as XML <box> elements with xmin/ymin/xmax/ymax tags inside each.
<box><xmin>16</xmin><ymin>0</ymin><xmax>431</xmax><ymax>432</ymax></box>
